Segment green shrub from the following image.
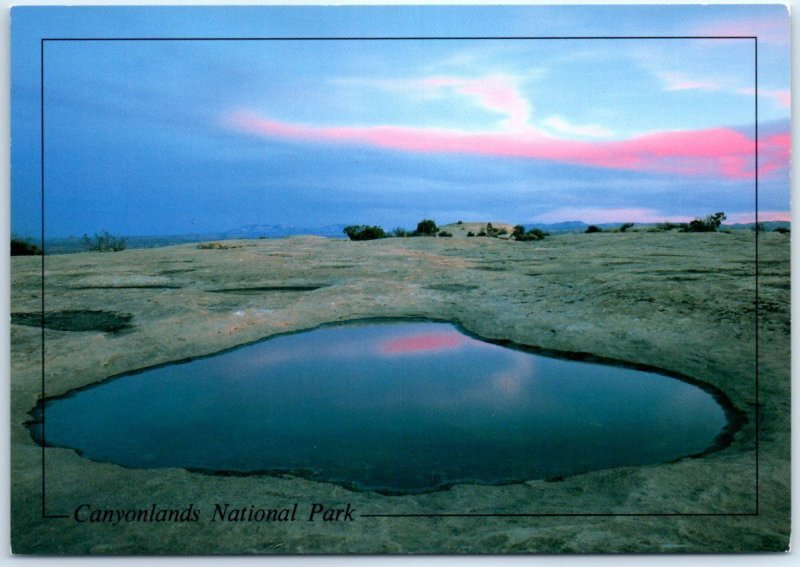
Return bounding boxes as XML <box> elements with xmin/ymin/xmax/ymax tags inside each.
<box><xmin>81</xmin><ymin>231</ymin><xmax>128</xmax><ymax>252</ymax></box>
<box><xmin>413</xmin><ymin>219</ymin><xmax>438</xmax><ymax>236</ymax></box>
<box><xmin>456</xmin><ymin>220</ymin><xmax>463</xmax><ymax>225</ymax></box>
<box><xmin>620</xmin><ymin>222</ymin><xmax>634</xmax><ymax>232</ymax></box>
<box><xmin>774</xmin><ymin>227</ymin><xmax>790</xmax><ymax>234</ymax></box>
<box><xmin>467</xmin><ymin>231</ymin><xmax>475</xmax><ymax>237</ymax></box>
<box><xmin>343</xmin><ymin>225</ymin><xmax>387</xmax><ymax>241</ymax></box>
<box><xmin>752</xmin><ymin>222</ymin><xmax>766</xmax><ymax>232</ymax></box>
<box><xmin>585</xmin><ymin>225</ymin><xmax>601</xmax><ymax>233</ymax></box>
<box><xmin>11</xmin><ymin>236</ymin><xmax>42</xmax><ymax>256</ymax></box>
<box><xmin>438</xmin><ymin>230</ymin><xmax>453</xmax><ymax>237</ymax></box>
<box><xmin>392</xmin><ymin>227</ymin><xmax>409</xmax><ymax>237</ymax></box>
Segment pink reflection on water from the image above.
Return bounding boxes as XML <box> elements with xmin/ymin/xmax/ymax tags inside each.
<box><xmin>378</xmin><ymin>331</ymin><xmax>465</xmax><ymax>355</ymax></box>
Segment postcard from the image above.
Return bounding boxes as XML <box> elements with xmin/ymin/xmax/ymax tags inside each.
<box><xmin>9</xmin><ymin>4</ymin><xmax>790</xmax><ymax>554</ymax></box>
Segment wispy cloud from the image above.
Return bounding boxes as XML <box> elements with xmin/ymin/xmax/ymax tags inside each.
<box><xmin>225</xmin><ymin>110</ymin><xmax>788</xmax><ymax>181</ymax></box>
<box><xmin>658</xmin><ymin>71</ymin><xmax>721</xmax><ymax>92</ymax></box>
<box><xmin>651</xmin><ymin>70</ymin><xmax>788</xmax><ymax>111</ymax></box>
<box><xmin>541</xmin><ymin>115</ymin><xmax>614</xmax><ymax>138</ymax></box>
<box><xmin>333</xmin><ymin>74</ymin><xmax>534</xmax><ymax>131</ymax></box>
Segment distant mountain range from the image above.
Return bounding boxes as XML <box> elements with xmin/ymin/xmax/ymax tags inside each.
<box><xmin>525</xmin><ymin>220</ymin><xmax>791</xmax><ymax>234</ymax></box>
<box><xmin>39</xmin><ymin>219</ymin><xmax>790</xmax><ymax>254</ymax></box>
<box><xmin>220</xmin><ymin>223</ymin><xmax>349</xmax><ymax>239</ymax></box>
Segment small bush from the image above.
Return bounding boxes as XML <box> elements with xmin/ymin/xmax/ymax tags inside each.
<box><xmin>343</xmin><ymin>225</ymin><xmax>387</xmax><ymax>241</ymax></box>
<box><xmin>81</xmin><ymin>231</ymin><xmax>128</xmax><ymax>252</ymax></box>
<box><xmin>620</xmin><ymin>222</ymin><xmax>634</xmax><ymax>232</ymax></box>
<box><xmin>392</xmin><ymin>227</ymin><xmax>409</xmax><ymax>237</ymax></box>
<box><xmin>752</xmin><ymin>222</ymin><xmax>766</xmax><ymax>232</ymax></box>
<box><xmin>512</xmin><ymin>225</ymin><xmax>526</xmax><ymax>239</ymax></box>
<box><xmin>413</xmin><ymin>219</ymin><xmax>438</xmax><ymax>236</ymax></box>
<box><xmin>457</xmin><ymin>220</ymin><xmax>463</xmax><ymax>225</ymax></box>
<box><xmin>438</xmin><ymin>230</ymin><xmax>453</xmax><ymax>237</ymax></box>
<box><xmin>497</xmin><ymin>228</ymin><xmax>508</xmax><ymax>235</ymax></box>
<box><xmin>774</xmin><ymin>227</ymin><xmax>790</xmax><ymax>234</ymax></box>
<box><xmin>585</xmin><ymin>225</ymin><xmax>601</xmax><ymax>233</ymax></box>
<box><xmin>11</xmin><ymin>236</ymin><xmax>42</xmax><ymax>256</ymax></box>
<box><xmin>466</xmin><ymin>231</ymin><xmax>475</xmax><ymax>237</ymax></box>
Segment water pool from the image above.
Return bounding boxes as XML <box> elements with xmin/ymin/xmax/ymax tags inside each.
<box><xmin>30</xmin><ymin>320</ymin><xmax>729</xmax><ymax>493</ymax></box>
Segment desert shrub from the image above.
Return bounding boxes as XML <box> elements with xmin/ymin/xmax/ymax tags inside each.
<box><xmin>774</xmin><ymin>227</ymin><xmax>790</xmax><ymax>234</ymax></box>
<box><xmin>684</xmin><ymin>212</ymin><xmax>726</xmax><ymax>233</ymax></box>
<box><xmin>585</xmin><ymin>225</ymin><xmax>601</xmax><ymax>233</ymax></box>
<box><xmin>457</xmin><ymin>220</ymin><xmax>463</xmax><ymax>225</ymax></box>
<box><xmin>413</xmin><ymin>219</ymin><xmax>438</xmax><ymax>236</ymax></box>
<box><xmin>479</xmin><ymin>222</ymin><xmax>504</xmax><ymax>238</ymax></box>
<box><xmin>11</xmin><ymin>236</ymin><xmax>42</xmax><ymax>256</ymax></box>
<box><xmin>392</xmin><ymin>227</ymin><xmax>409</xmax><ymax>237</ymax></box>
<box><xmin>198</xmin><ymin>242</ymin><xmax>231</xmax><ymax>250</ymax></box>
<box><xmin>343</xmin><ymin>225</ymin><xmax>387</xmax><ymax>241</ymax></box>
<box><xmin>752</xmin><ymin>222</ymin><xmax>766</xmax><ymax>232</ymax></box>
<box><xmin>619</xmin><ymin>222</ymin><xmax>634</xmax><ymax>232</ymax></box>
<box><xmin>656</xmin><ymin>222</ymin><xmax>687</xmax><ymax>231</ymax></box>
<box><xmin>512</xmin><ymin>225</ymin><xmax>525</xmax><ymax>239</ymax></box>
<box><xmin>467</xmin><ymin>231</ymin><xmax>475</xmax><ymax>237</ymax></box>
<box><xmin>81</xmin><ymin>231</ymin><xmax>128</xmax><ymax>252</ymax></box>
<box><xmin>515</xmin><ymin>228</ymin><xmax>547</xmax><ymax>241</ymax></box>
<box><xmin>438</xmin><ymin>230</ymin><xmax>453</xmax><ymax>237</ymax></box>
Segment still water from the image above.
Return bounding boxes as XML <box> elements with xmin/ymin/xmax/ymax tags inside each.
<box><xmin>31</xmin><ymin>321</ymin><xmax>727</xmax><ymax>493</ymax></box>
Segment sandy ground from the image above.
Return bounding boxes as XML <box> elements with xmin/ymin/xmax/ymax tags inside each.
<box><xmin>10</xmin><ymin>231</ymin><xmax>789</xmax><ymax>553</ymax></box>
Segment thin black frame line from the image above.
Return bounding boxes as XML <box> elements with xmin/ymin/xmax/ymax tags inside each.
<box><xmin>754</xmin><ymin>37</ymin><xmax>760</xmax><ymax>516</ymax></box>
<box><xmin>361</xmin><ymin>513</ymin><xmax>761</xmax><ymax>518</ymax></box>
<box><xmin>40</xmin><ymin>35</ymin><xmax>757</xmax><ymax>41</ymax></box>
<box><xmin>36</xmin><ymin>34</ymin><xmax>760</xmax><ymax>520</ymax></box>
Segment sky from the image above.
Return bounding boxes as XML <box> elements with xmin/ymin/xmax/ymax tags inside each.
<box><xmin>10</xmin><ymin>5</ymin><xmax>791</xmax><ymax>238</ymax></box>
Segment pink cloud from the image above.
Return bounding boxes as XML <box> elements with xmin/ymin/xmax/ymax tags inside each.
<box><xmin>378</xmin><ymin>332</ymin><xmax>464</xmax><ymax>355</ymax></box>
<box><xmin>420</xmin><ymin>75</ymin><xmax>531</xmax><ymax>130</ymax></box>
<box><xmin>226</xmin><ymin>110</ymin><xmax>788</xmax><ymax>180</ymax></box>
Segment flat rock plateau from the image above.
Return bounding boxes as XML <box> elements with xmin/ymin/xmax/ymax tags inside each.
<box><xmin>10</xmin><ymin>231</ymin><xmax>789</xmax><ymax>553</ymax></box>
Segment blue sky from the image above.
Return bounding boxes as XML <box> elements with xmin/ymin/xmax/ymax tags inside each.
<box><xmin>11</xmin><ymin>5</ymin><xmax>790</xmax><ymax>238</ymax></box>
